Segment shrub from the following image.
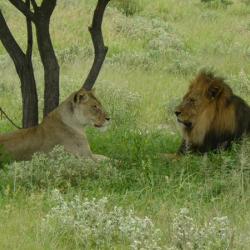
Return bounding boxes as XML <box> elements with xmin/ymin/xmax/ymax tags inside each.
<box><xmin>42</xmin><ymin>190</ymin><xmax>162</xmax><ymax>249</ymax></box>
<box><xmin>42</xmin><ymin>192</ymin><xmax>236</xmax><ymax>250</ymax></box>
<box><xmin>112</xmin><ymin>0</ymin><xmax>143</xmax><ymax>16</ymax></box>
<box><xmin>241</xmin><ymin>0</ymin><xmax>250</xmax><ymax>5</ymax></box>
<box><xmin>0</xmin><ymin>146</ymin><xmax>114</xmax><ymax>192</ymax></box>
<box><xmin>201</xmin><ymin>0</ymin><xmax>234</xmax><ymax>8</ymax></box>
<box><xmin>171</xmin><ymin>208</ymin><xmax>234</xmax><ymax>250</ymax></box>
<box><xmin>107</xmin><ymin>9</ymin><xmax>189</xmax><ymax>70</ymax></box>
<box><xmin>110</xmin><ymin>12</ymin><xmax>184</xmax><ymax>52</ymax></box>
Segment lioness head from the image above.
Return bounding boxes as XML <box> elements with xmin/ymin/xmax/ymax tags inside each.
<box><xmin>72</xmin><ymin>89</ymin><xmax>110</xmax><ymax>129</ymax></box>
<box><xmin>175</xmin><ymin>71</ymin><xmax>232</xmax><ymax>131</ymax></box>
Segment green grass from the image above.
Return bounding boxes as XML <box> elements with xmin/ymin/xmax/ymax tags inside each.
<box><xmin>0</xmin><ymin>0</ymin><xmax>250</xmax><ymax>249</ymax></box>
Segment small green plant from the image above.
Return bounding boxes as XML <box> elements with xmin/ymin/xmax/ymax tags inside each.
<box><xmin>112</xmin><ymin>0</ymin><xmax>143</xmax><ymax>16</ymax></box>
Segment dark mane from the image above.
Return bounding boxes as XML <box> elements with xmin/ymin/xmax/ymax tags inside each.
<box><xmin>177</xmin><ymin>70</ymin><xmax>250</xmax><ymax>154</ymax></box>
<box><xmin>196</xmin><ymin>70</ymin><xmax>225</xmax><ymax>85</ymax></box>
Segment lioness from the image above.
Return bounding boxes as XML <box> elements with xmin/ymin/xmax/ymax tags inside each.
<box><xmin>0</xmin><ymin>89</ymin><xmax>110</xmax><ymax>161</ymax></box>
<box><xmin>175</xmin><ymin>70</ymin><xmax>250</xmax><ymax>154</ymax></box>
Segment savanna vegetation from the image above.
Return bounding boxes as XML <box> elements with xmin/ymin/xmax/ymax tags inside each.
<box><xmin>0</xmin><ymin>0</ymin><xmax>250</xmax><ymax>249</ymax></box>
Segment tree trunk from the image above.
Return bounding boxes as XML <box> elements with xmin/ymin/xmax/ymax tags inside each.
<box><xmin>2</xmin><ymin>0</ymin><xmax>59</xmax><ymax>126</ymax></box>
<box><xmin>36</xmin><ymin>19</ymin><xmax>59</xmax><ymax>117</ymax></box>
<box><xmin>19</xmin><ymin>61</ymin><xmax>38</xmax><ymax>128</ymax></box>
<box><xmin>0</xmin><ymin>10</ymin><xmax>38</xmax><ymax>128</ymax></box>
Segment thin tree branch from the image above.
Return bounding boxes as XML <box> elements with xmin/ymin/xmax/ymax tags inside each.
<box><xmin>8</xmin><ymin>0</ymin><xmax>35</xmax><ymax>21</ymax></box>
<box><xmin>0</xmin><ymin>108</ymin><xmax>21</xmax><ymax>129</ymax></box>
<box><xmin>25</xmin><ymin>0</ymin><xmax>33</xmax><ymax>61</ymax></box>
<box><xmin>83</xmin><ymin>0</ymin><xmax>110</xmax><ymax>91</ymax></box>
<box><xmin>0</xmin><ymin>10</ymin><xmax>25</xmax><ymax>66</ymax></box>
<box><xmin>30</xmin><ymin>0</ymin><xmax>38</xmax><ymax>11</ymax></box>
<box><xmin>0</xmin><ymin>8</ymin><xmax>38</xmax><ymax>128</ymax></box>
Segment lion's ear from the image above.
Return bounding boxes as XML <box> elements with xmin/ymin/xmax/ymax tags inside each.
<box><xmin>73</xmin><ymin>92</ymin><xmax>89</xmax><ymax>103</ymax></box>
<box><xmin>207</xmin><ymin>84</ymin><xmax>222</xmax><ymax>99</ymax></box>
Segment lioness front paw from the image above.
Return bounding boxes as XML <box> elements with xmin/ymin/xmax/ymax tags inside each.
<box><xmin>93</xmin><ymin>154</ymin><xmax>110</xmax><ymax>163</ymax></box>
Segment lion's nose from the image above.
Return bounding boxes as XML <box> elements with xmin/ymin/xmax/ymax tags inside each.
<box><xmin>175</xmin><ymin>111</ymin><xmax>181</xmax><ymax>116</ymax></box>
<box><xmin>105</xmin><ymin>117</ymin><xmax>110</xmax><ymax>121</ymax></box>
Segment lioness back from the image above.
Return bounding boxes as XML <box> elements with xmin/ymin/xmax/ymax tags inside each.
<box><xmin>174</xmin><ymin>70</ymin><xmax>250</xmax><ymax>154</ymax></box>
<box><xmin>0</xmin><ymin>127</ymin><xmax>42</xmax><ymax>160</ymax></box>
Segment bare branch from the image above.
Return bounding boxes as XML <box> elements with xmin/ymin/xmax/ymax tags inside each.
<box><xmin>83</xmin><ymin>0</ymin><xmax>110</xmax><ymax>91</ymax></box>
<box><xmin>0</xmin><ymin>10</ymin><xmax>25</xmax><ymax>66</ymax></box>
<box><xmin>40</xmin><ymin>0</ymin><xmax>57</xmax><ymax>18</ymax></box>
<box><xmin>8</xmin><ymin>0</ymin><xmax>35</xmax><ymax>21</ymax></box>
<box><xmin>0</xmin><ymin>9</ymin><xmax>39</xmax><ymax>127</ymax></box>
<box><xmin>25</xmin><ymin>0</ymin><xmax>33</xmax><ymax>61</ymax></box>
<box><xmin>0</xmin><ymin>108</ymin><xmax>21</xmax><ymax>129</ymax></box>
<box><xmin>30</xmin><ymin>0</ymin><xmax>38</xmax><ymax>11</ymax></box>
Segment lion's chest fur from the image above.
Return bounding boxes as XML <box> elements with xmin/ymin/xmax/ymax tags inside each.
<box><xmin>182</xmin><ymin>100</ymin><xmax>239</xmax><ymax>152</ymax></box>
<box><xmin>181</xmin><ymin>95</ymin><xmax>250</xmax><ymax>153</ymax></box>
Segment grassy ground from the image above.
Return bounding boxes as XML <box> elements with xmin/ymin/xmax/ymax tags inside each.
<box><xmin>0</xmin><ymin>0</ymin><xmax>250</xmax><ymax>249</ymax></box>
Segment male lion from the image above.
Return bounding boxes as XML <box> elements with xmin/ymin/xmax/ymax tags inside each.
<box><xmin>0</xmin><ymin>89</ymin><xmax>110</xmax><ymax>161</ymax></box>
<box><xmin>175</xmin><ymin>70</ymin><xmax>250</xmax><ymax>154</ymax></box>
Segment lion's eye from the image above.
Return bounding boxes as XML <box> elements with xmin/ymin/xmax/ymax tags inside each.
<box><xmin>190</xmin><ymin>98</ymin><xmax>195</xmax><ymax>103</ymax></box>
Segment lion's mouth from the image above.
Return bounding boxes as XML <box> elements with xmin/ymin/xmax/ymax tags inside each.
<box><xmin>94</xmin><ymin>124</ymin><xmax>103</xmax><ymax>128</ymax></box>
<box><xmin>177</xmin><ymin>119</ymin><xmax>193</xmax><ymax>129</ymax></box>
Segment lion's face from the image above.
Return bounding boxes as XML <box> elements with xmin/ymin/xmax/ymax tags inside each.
<box><xmin>72</xmin><ymin>89</ymin><xmax>110</xmax><ymax>129</ymax></box>
<box><xmin>175</xmin><ymin>85</ymin><xmax>212</xmax><ymax>129</ymax></box>
<box><xmin>175</xmin><ymin>71</ymin><xmax>232</xmax><ymax>131</ymax></box>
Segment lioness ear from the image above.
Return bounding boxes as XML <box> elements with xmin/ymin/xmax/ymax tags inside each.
<box><xmin>73</xmin><ymin>92</ymin><xmax>89</xmax><ymax>103</ymax></box>
<box><xmin>207</xmin><ymin>84</ymin><xmax>222</xmax><ymax>99</ymax></box>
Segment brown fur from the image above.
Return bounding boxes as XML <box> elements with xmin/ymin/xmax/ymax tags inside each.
<box><xmin>0</xmin><ymin>89</ymin><xmax>110</xmax><ymax>161</ymax></box>
<box><xmin>175</xmin><ymin>70</ymin><xmax>250</xmax><ymax>153</ymax></box>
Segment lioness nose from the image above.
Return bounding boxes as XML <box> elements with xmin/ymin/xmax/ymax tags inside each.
<box><xmin>175</xmin><ymin>111</ymin><xmax>181</xmax><ymax>116</ymax></box>
<box><xmin>105</xmin><ymin>117</ymin><xmax>110</xmax><ymax>121</ymax></box>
